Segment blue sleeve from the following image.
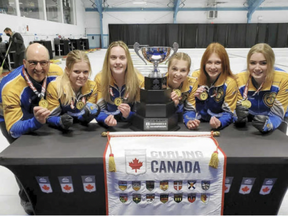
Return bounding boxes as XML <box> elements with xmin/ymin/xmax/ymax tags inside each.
<box><xmin>183</xmin><ymin>110</ymin><xmax>197</xmax><ymax>125</ymax></box>
<box><xmin>10</xmin><ymin>117</ymin><xmax>43</xmax><ymax>138</ymax></box>
<box><xmin>218</xmin><ymin>112</ymin><xmax>234</xmax><ymax>129</ymax></box>
<box><xmin>46</xmin><ymin>116</ymin><xmax>61</xmax><ymax>128</ymax></box>
<box><xmin>96</xmin><ymin>111</ymin><xmax>109</xmax><ymax>125</ymax></box>
<box><xmin>268</xmin><ymin>113</ymin><xmax>282</xmax><ymax>131</ymax></box>
<box><xmin>121</xmin><ymin>111</ymin><xmax>134</xmax><ymax>122</ymax></box>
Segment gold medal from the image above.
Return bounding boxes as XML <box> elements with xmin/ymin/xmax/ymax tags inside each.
<box><xmin>241</xmin><ymin>100</ymin><xmax>251</xmax><ymax>108</ymax></box>
<box><xmin>39</xmin><ymin>98</ymin><xmax>48</xmax><ymax>108</ymax></box>
<box><xmin>114</xmin><ymin>97</ymin><xmax>122</xmax><ymax>106</ymax></box>
<box><xmin>200</xmin><ymin>91</ymin><xmax>208</xmax><ymax>101</ymax></box>
<box><xmin>76</xmin><ymin>101</ymin><xmax>85</xmax><ymax>110</ymax></box>
<box><xmin>173</xmin><ymin>89</ymin><xmax>182</xmax><ymax>97</ymax></box>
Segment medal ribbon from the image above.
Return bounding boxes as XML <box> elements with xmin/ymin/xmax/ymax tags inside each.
<box><xmin>22</xmin><ymin>67</ymin><xmax>47</xmax><ymax>99</ymax></box>
<box><xmin>109</xmin><ymin>87</ymin><xmax>114</xmax><ymax>97</ymax></box>
<box><xmin>243</xmin><ymin>76</ymin><xmax>265</xmax><ymax>100</ymax></box>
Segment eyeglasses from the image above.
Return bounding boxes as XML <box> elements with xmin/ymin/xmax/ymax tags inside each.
<box><xmin>27</xmin><ymin>60</ymin><xmax>49</xmax><ymax>68</ymax></box>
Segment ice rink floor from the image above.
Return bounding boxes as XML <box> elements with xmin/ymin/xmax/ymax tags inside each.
<box><xmin>0</xmin><ymin>47</ymin><xmax>288</xmax><ymax>215</ymax></box>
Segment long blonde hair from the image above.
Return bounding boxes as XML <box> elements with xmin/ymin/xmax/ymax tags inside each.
<box><xmin>101</xmin><ymin>41</ymin><xmax>139</xmax><ymax>103</ymax></box>
<box><xmin>56</xmin><ymin>50</ymin><xmax>91</xmax><ymax>105</ymax></box>
<box><xmin>198</xmin><ymin>42</ymin><xmax>234</xmax><ymax>85</ymax></box>
<box><xmin>247</xmin><ymin>43</ymin><xmax>275</xmax><ymax>83</ymax></box>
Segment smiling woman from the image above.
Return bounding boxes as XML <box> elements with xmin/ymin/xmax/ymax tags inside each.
<box><xmin>235</xmin><ymin>43</ymin><xmax>288</xmax><ymax>133</ymax></box>
<box><xmin>192</xmin><ymin>42</ymin><xmax>238</xmax><ymax>130</ymax></box>
<box><xmin>46</xmin><ymin>50</ymin><xmax>100</xmax><ymax>130</ymax></box>
<box><xmin>94</xmin><ymin>41</ymin><xmax>144</xmax><ymax>127</ymax></box>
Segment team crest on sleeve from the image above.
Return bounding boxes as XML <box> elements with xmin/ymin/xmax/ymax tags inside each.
<box><xmin>160</xmin><ymin>180</ymin><xmax>169</xmax><ymax>191</ymax></box>
<box><xmin>132</xmin><ymin>181</ymin><xmax>141</xmax><ymax>191</ymax></box>
<box><xmin>174</xmin><ymin>194</ymin><xmax>183</xmax><ymax>203</ymax></box>
<box><xmin>133</xmin><ymin>194</ymin><xmax>141</xmax><ymax>204</ymax></box>
<box><xmin>118</xmin><ymin>181</ymin><xmax>128</xmax><ymax>191</ymax></box>
<box><xmin>125</xmin><ymin>149</ymin><xmax>147</xmax><ymax>175</ymax></box>
<box><xmin>201</xmin><ymin>194</ymin><xmax>209</xmax><ymax>204</ymax></box>
<box><xmin>146</xmin><ymin>194</ymin><xmax>155</xmax><ymax>203</ymax></box>
<box><xmin>214</xmin><ymin>87</ymin><xmax>224</xmax><ymax>102</ymax></box>
<box><xmin>119</xmin><ymin>194</ymin><xmax>128</xmax><ymax>203</ymax></box>
<box><xmin>187</xmin><ymin>180</ymin><xmax>197</xmax><ymax>190</ymax></box>
<box><xmin>263</xmin><ymin>92</ymin><xmax>276</xmax><ymax>107</ymax></box>
<box><xmin>146</xmin><ymin>181</ymin><xmax>155</xmax><ymax>191</ymax></box>
<box><xmin>173</xmin><ymin>181</ymin><xmax>183</xmax><ymax>190</ymax></box>
<box><xmin>201</xmin><ymin>180</ymin><xmax>210</xmax><ymax>191</ymax></box>
<box><xmin>188</xmin><ymin>193</ymin><xmax>196</xmax><ymax>203</ymax></box>
<box><xmin>160</xmin><ymin>194</ymin><xmax>169</xmax><ymax>203</ymax></box>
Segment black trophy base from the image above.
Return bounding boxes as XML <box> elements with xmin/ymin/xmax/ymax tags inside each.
<box><xmin>130</xmin><ymin>113</ymin><xmax>180</xmax><ymax>131</ymax></box>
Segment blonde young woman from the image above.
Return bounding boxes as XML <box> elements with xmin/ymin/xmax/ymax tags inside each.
<box><xmin>236</xmin><ymin>43</ymin><xmax>288</xmax><ymax>133</ymax></box>
<box><xmin>94</xmin><ymin>41</ymin><xmax>144</xmax><ymax>126</ymax></box>
<box><xmin>166</xmin><ymin>52</ymin><xmax>199</xmax><ymax>129</ymax></box>
<box><xmin>193</xmin><ymin>42</ymin><xmax>238</xmax><ymax>129</ymax></box>
<box><xmin>46</xmin><ymin>50</ymin><xmax>100</xmax><ymax>130</ymax></box>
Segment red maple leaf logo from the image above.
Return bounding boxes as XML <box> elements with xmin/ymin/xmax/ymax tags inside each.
<box><xmin>242</xmin><ymin>186</ymin><xmax>250</xmax><ymax>192</ymax></box>
<box><xmin>42</xmin><ymin>185</ymin><xmax>50</xmax><ymax>191</ymax></box>
<box><xmin>63</xmin><ymin>185</ymin><xmax>71</xmax><ymax>191</ymax></box>
<box><xmin>86</xmin><ymin>184</ymin><xmax>94</xmax><ymax>190</ymax></box>
<box><xmin>129</xmin><ymin>158</ymin><xmax>143</xmax><ymax>173</ymax></box>
<box><xmin>224</xmin><ymin>186</ymin><xmax>228</xmax><ymax>191</ymax></box>
<box><xmin>262</xmin><ymin>187</ymin><xmax>270</xmax><ymax>192</ymax></box>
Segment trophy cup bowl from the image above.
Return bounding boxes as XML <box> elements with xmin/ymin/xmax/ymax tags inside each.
<box><xmin>131</xmin><ymin>42</ymin><xmax>180</xmax><ymax>131</ymax></box>
<box><xmin>134</xmin><ymin>42</ymin><xmax>179</xmax><ymax>75</ymax></box>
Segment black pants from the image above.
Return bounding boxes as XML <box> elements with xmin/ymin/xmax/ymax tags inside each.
<box><xmin>0</xmin><ymin>121</ymin><xmax>33</xmax><ymax>214</ymax></box>
<box><xmin>13</xmin><ymin>52</ymin><xmax>25</xmax><ymax>69</ymax></box>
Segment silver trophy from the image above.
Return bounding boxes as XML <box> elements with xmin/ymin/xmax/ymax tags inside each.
<box><xmin>134</xmin><ymin>42</ymin><xmax>179</xmax><ymax>78</ymax></box>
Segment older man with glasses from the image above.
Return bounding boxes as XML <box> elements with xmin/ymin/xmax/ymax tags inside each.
<box><xmin>0</xmin><ymin>43</ymin><xmax>63</xmax><ymax>214</ymax></box>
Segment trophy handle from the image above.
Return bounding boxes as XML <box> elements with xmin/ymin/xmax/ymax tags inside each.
<box><xmin>133</xmin><ymin>42</ymin><xmax>147</xmax><ymax>65</ymax></box>
<box><xmin>165</xmin><ymin>42</ymin><xmax>179</xmax><ymax>64</ymax></box>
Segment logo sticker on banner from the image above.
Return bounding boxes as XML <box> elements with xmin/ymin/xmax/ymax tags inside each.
<box><xmin>201</xmin><ymin>180</ymin><xmax>210</xmax><ymax>191</ymax></box>
<box><xmin>132</xmin><ymin>181</ymin><xmax>141</xmax><ymax>191</ymax></box>
<box><xmin>187</xmin><ymin>180</ymin><xmax>197</xmax><ymax>190</ymax></box>
<box><xmin>81</xmin><ymin>176</ymin><xmax>96</xmax><ymax>193</ymax></box>
<box><xmin>259</xmin><ymin>178</ymin><xmax>277</xmax><ymax>195</ymax></box>
<box><xmin>239</xmin><ymin>177</ymin><xmax>256</xmax><ymax>194</ymax></box>
<box><xmin>188</xmin><ymin>193</ymin><xmax>196</xmax><ymax>203</ymax></box>
<box><xmin>125</xmin><ymin>149</ymin><xmax>146</xmax><ymax>175</ymax></box>
<box><xmin>119</xmin><ymin>194</ymin><xmax>128</xmax><ymax>203</ymax></box>
<box><xmin>174</xmin><ymin>181</ymin><xmax>182</xmax><ymax>191</ymax></box>
<box><xmin>174</xmin><ymin>194</ymin><xmax>183</xmax><ymax>203</ymax></box>
<box><xmin>118</xmin><ymin>181</ymin><xmax>127</xmax><ymax>191</ymax></box>
<box><xmin>225</xmin><ymin>177</ymin><xmax>234</xmax><ymax>193</ymax></box>
<box><xmin>160</xmin><ymin>194</ymin><xmax>169</xmax><ymax>203</ymax></box>
<box><xmin>146</xmin><ymin>194</ymin><xmax>155</xmax><ymax>203</ymax></box>
<box><xmin>201</xmin><ymin>194</ymin><xmax>209</xmax><ymax>204</ymax></box>
<box><xmin>133</xmin><ymin>194</ymin><xmax>141</xmax><ymax>204</ymax></box>
<box><xmin>58</xmin><ymin>176</ymin><xmax>74</xmax><ymax>193</ymax></box>
<box><xmin>104</xmin><ymin>131</ymin><xmax>226</xmax><ymax>215</ymax></box>
<box><xmin>146</xmin><ymin>181</ymin><xmax>155</xmax><ymax>191</ymax></box>
<box><xmin>35</xmin><ymin>176</ymin><xmax>53</xmax><ymax>193</ymax></box>
<box><xmin>160</xmin><ymin>180</ymin><xmax>169</xmax><ymax>191</ymax></box>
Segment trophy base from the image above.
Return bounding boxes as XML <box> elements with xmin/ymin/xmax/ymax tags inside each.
<box><xmin>130</xmin><ymin>113</ymin><xmax>180</xmax><ymax>131</ymax></box>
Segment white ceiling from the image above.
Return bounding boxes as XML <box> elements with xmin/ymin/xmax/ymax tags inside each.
<box><xmin>81</xmin><ymin>0</ymin><xmax>288</xmax><ymax>9</ymax></box>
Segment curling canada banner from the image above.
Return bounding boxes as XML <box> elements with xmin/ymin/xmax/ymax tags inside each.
<box><xmin>104</xmin><ymin>132</ymin><xmax>226</xmax><ymax>215</ymax></box>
